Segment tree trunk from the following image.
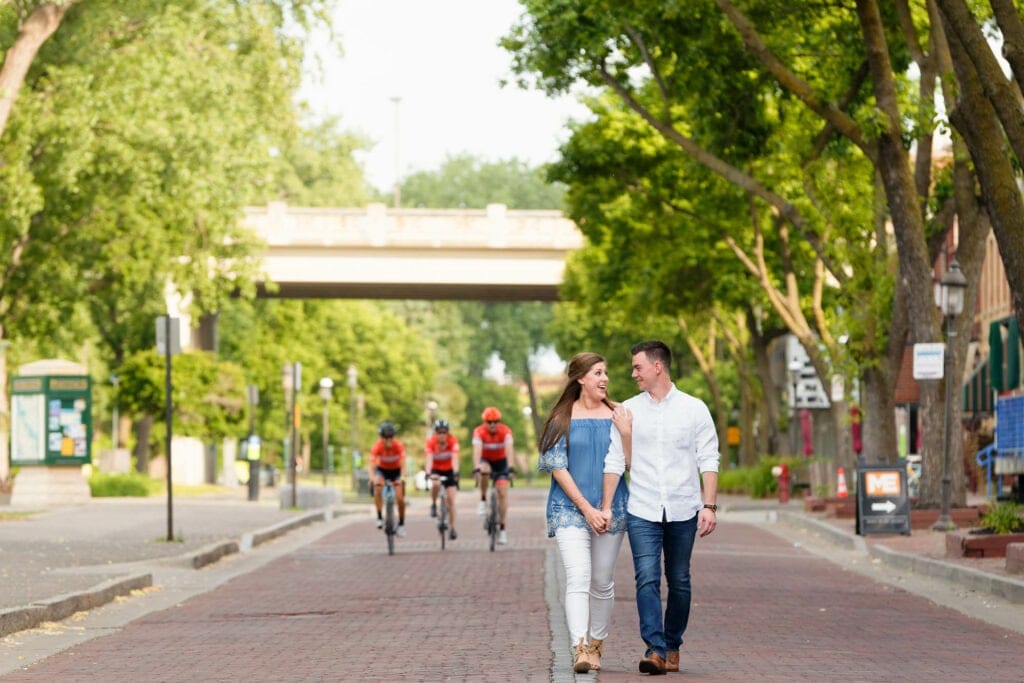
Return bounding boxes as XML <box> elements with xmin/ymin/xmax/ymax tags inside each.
<box><xmin>0</xmin><ymin>325</ymin><xmax>9</xmax><ymax>488</ymax></box>
<box><xmin>133</xmin><ymin>415</ymin><xmax>153</xmax><ymax>475</ymax></box>
<box><xmin>752</xmin><ymin>329</ymin><xmax>781</xmax><ymax>457</ymax></box>
<box><xmin>0</xmin><ymin>2</ymin><xmax>77</xmax><ymax>140</ymax></box>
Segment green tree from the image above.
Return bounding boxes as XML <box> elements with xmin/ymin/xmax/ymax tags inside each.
<box><xmin>503</xmin><ymin>0</ymin><xmax>990</xmax><ymax>506</ymax></box>
<box><xmin>400</xmin><ymin>153</ymin><xmax>566</xmax><ymax>210</ymax></box>
<box><xmin>218</xmin><ymin>299</ymin><xmax>437</xmax><ymax>472</ymax></box>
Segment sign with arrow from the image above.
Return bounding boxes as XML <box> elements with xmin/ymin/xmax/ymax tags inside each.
<box><xmin>857</xmin><ymin>466</ymin><xmax>910</xmax><ymax>536</ymax></box>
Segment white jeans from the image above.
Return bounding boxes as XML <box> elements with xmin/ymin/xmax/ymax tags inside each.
<box><xmin>555</xmin><ymin>526</ymin><xmax>625</xmax><ymax>645</ymax></box>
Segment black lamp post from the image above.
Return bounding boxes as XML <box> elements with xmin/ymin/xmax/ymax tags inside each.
<box><xmin>319</xmin><ymin>377</ymin><xmax>333</xmax><ymax>487</ymax></box>
<box><xmin>347</xmin><ymin>364</ymin><xmax>358</xmax><ymax>488</ymax></box>
<box><xmin>932</xmin><ymin>257</ymin><xmax>968</xmax><ymax>531</ymax></box>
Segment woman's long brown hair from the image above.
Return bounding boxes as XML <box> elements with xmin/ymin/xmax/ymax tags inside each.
<box><xmin>538</xmin><ymin>352</ymin><xmax>614</xmax><ymax>454</ymax></box>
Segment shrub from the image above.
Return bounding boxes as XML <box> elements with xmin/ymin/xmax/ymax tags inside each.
<box><xmin>980</xmin><ymin>501</ymin><xmax>1024</xmax><ymax>534</ymax></box>
<box><xmin>89</xmin><ymin>472</ymin><xmax>160</xmax><ymax>497</ymax></box>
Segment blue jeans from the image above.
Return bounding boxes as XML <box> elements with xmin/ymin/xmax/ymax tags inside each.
<box><xmin>627</xmin><ymin>512</ymin><xmax>698</xmax><ymax>658</ymax></box>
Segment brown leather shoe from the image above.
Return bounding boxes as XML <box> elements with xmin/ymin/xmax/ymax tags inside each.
<box><xmin>666</xmin><ymin>651</ymin><xmax>679</xmax><ymax>672</ymax></box>
<box><xmin>638</xmin><ymin>651</ymin><xmax>667</xmax><ymax>675</ymax></box>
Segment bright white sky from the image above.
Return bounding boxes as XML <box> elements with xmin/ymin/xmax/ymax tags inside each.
<box><xmin>300</xmin><ymin>0</ymin><xmax>590</xmax><ymax>195</ymax></box>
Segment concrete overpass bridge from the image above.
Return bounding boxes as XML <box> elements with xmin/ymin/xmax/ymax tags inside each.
<box><xmin>241</xmin><ymin>202</ymin><xmax>584</xmax><ymax>301</ymax></box>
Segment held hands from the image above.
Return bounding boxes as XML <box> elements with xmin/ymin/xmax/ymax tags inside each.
<box><xmin>582</xmin><ymin>504</ymin><xmax>609</xmax><ymax>534</ymax></box>
<box><xmin>697</xmin><ymin>508</ymin><xmax>717</xmax><ymax>538</ymax></box>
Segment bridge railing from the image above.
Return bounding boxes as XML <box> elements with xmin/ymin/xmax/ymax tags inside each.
<box><xmin>242</xmin><ymin>202</ymin><xmax>583</xmax><ymax>250</ymax></box>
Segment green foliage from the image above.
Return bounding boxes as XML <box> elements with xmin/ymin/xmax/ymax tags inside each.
<box><xmin>217</xmin><ymin>299</ymin><xmax>437</xmax><ymax>462</ymax></box>
<box><xmin>89</xmin><ymin>471</ymin><xmax>161</xmax><ymax>497</ymax></box>
<box><xmin>118</xmin><ymin>349</ymin><xmax>247</xmax><ymax>444</ymax></box>
<box><xmin>399</xmin><ymin>154</ymin><xmax>566</xmax><ymax>210</ymax></box>
<box><xmin>980</xmin><ymin>501</ymin><xmax>1024</xmax><ymax>535</ymax></box>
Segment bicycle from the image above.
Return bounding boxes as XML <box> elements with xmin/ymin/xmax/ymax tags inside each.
<box><xmin>382</xmin><ymin>479</ymin><xmax>397</xmax><ymax>555</ymax></box>
<box><xmin>435</xmin><ymin>478</ymin><xmax>449</xmax><ymax>551</ymax></box>
<box><xmin>481</xmin><ymin>469</ymin><xmax>514</xmax><ymax>552</ymax></box>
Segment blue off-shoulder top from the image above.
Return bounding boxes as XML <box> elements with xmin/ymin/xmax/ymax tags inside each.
<box><xmin>538</xmin><ymin>418</ymin><xmax>629</xmax><ymax>538</ymax></box>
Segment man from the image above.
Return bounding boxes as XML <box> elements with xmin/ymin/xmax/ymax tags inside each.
<box><xmin>369</xmin><ymin>421</ymin><xmax>407</xmax><ymax>538</ymax></box>
<box><xmin>425</xmin><ymin>418</ymin><xmax>460</xmax><ymax>540</ymax></box>
<box><xmin>605</xmin><ymin>341</ymin><xmax>719</xmax><ymax>675</ymax></box>
<box><xmin>472</xmin><ymin>406</ymin><xmax>514</xmax><ymax>544</ymax></box>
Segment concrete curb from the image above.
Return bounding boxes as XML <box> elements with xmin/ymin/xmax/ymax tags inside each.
<box><xmin>0</xmin><ymin>507</ymin><xmax>339</xmax><ymax>639</ymax></box>
<box><xmin>0</xmin><ymin>573</ymin><xmax>152</xmax><ymax>638</ymax></box>
<box><xmin>778</xmin><ymin>510</ymin><xmax>1024</xmax><ymax>604</ymax></box>
<box><xmin>868</xmin><ymin>543</ymin><xmax>1024</xmax><ymax>604</ymax></box>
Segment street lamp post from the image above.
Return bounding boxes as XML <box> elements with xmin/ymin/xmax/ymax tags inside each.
<box><xmin>347</xmin><ymin>364</ymin><xmax>358</xmax><ymax>489</ymax></box>
<box><xmin>932</xmin><ymin>257</ymin><xmax>968</xmax><ymax>531</ymax></box>
<box><xmin>426</xmin><ymin>399</ymin><xmax>438</xmax><ymax>436</ymax></box>
<box><xmin>246</xmin><ymin>384</ymin><xmax>260</xmax><ymax>501</ymax></box>
<box><xmin>319</xmin><ymin>377</ymin><xmax>333</xmax><ymax>487</ymax></box>
<box><xmin>522</xmin><ymin>405</ymin><xmax>533</xmax><ymax>481</ymax></box>
<box><xmin>390</xmin><ymin>96</ymin><xmax>402</xmax><ymax>208</ymax></box>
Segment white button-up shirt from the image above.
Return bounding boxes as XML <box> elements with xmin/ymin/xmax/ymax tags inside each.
<box><xmin>605</xmin><ymin>385</ymin><xmax>719</xmax><ymax>522</ymax></box>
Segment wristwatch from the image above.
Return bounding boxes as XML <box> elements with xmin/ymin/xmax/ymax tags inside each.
<box><xmin>703</xmin><ymin>503</ymin><xmax>718</xmax><ymax>512</ymax></box>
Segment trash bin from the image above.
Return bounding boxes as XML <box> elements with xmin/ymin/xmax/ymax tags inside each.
<box><xmin>355</xmin><ymin>469</ymin><xmax>372</xmax><ymax>496</ymax></box>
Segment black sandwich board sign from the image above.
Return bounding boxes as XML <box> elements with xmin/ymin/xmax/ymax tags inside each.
<box><xmin>856</xmin><ymin>466</ymin><xmax>911</xmax><ymax>536</ymax></box>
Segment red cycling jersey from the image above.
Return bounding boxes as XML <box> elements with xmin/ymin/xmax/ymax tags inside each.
<box><xmin>370</xmin><ymin>438</ymin><xmax>406</xmax><ymax>470</ymax></box>
<box><xmin>425</xmin><ymin>433</ymin><xmax>460</xmax><ymax>472</ymax></box>
<box><xmin>472</xmin><ymin>423</ymin><xmax>512</xmax><ymax>462</ymax></box>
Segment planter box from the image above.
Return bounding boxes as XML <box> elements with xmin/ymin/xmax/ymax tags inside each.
<box><xmin>909</xmin><ymin>507</ymin><xmax>983</xmax><ymax>530</ymax></box>
<box><xmin>825</xmin><ymin>498</ymin><xmax>857</xmax><ymax>519</ymax></box>
<box><xmin>945</xmin><ymin>531</ymin><xmax>1024</xmax><ymax>558</ymax></box>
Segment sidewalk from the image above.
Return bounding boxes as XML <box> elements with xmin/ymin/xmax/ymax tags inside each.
<box><xmin>2</xmin><ymin>486</ymin><xmax>1022</xmax><ymax>642</ymax></box>
<box><xmin>0</xmin><ymin>485</ymin><xmax>369</xmax><ymax>637</ymax></box>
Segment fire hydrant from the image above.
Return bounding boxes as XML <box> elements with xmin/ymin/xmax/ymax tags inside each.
<box><xmin>771</xmin><ymin>463</ymin><xmax>791</xmax><ymax>504</ymax></box>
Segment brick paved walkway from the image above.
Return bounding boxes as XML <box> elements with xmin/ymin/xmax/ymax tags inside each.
<box><xmin>2</xmin><ymin>488</ymin><xmax>1023</xmax><ymax>681</ymax></box>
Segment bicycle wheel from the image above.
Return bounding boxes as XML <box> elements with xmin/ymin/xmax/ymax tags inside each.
<box><xmin>438</xmin><ymin>494</ymin><xmax>448</xmax><ymax>551</ymax></box>
<box><xmin>385</xmin><ymin>488</ymin><xmax>396</xmax><ymax>556</ymax></box>
<box><xmin>488</xmin><ymin>490</ymin><xmax>498</xmax><ymax>552</ymax></box>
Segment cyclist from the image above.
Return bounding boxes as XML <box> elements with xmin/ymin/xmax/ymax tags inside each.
<box><xmin>472</xmin><ymin>406</ymin><xmax>514</xmax><ymax>544</ymax></box>
<box><xmin>369</xmin><ymin>421</ymin><xmax>407</xmax><ymax>537</ymax></box>
<box><xmin>425</xmin><ymin>418</ymin><xmax>460</xmax><ymax>540</ymax></box>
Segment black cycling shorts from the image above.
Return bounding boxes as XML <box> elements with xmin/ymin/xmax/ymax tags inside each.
<box><xmin>430</xmin><ymin>469</ymin><xmax>459</xmax><ymax>489</ymax></box>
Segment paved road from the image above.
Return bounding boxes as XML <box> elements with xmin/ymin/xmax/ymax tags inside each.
<box><xmin>2</xmin><ymin>487</ymin><xmax>1023</xmax><ymax>681</ymax></box>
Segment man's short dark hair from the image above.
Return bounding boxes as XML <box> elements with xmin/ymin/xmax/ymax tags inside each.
<box><xmin>631</xmin><ymin>340</ymin><xmax>672</xmax><ymax>370</ymax></box>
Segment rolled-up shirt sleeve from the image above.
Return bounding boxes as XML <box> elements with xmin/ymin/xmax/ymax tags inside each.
<box><xmin>604</xmin><ymin>422</ymin><xmax>626</xmax><ymax>476</ymax></box>
<box><xmin>694</xmin><ymin>401</ymin><xmax>721</xmax><ymax>473</ymax></box>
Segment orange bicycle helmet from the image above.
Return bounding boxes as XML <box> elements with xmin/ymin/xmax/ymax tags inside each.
<box><xmin>481</xmin><ymin>406</ymin><xmax>502</xmax><ymax>422</ymax></box>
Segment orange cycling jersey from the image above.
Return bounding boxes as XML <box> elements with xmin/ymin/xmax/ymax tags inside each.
<box><xmin>472</xmin><ymin>423</ymin><xmax>512</xmax><ymax>462</ymax></box>
<box><xmin>425</xmin><ymin>434</ymin><xmax>460</xmax><ymax>472</ymax></box>
<box><xmin>370</xmin><ymin>439</ymin><xmax>406</xmax><ymax>470</ymax></box>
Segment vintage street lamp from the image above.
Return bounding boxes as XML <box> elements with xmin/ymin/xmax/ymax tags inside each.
<box><xmin>319</xmin><ymin>377</ymin><xmax>333</xmax><ymax>487</ymax></box>
<box><xmin>932</xmin><ymin>258</ymin><xmax>968</xmax><ymax>531</ymax></box>
<box><xmin>347</xmin><ymin>364</ymin><xmax>358</xmax><ymax>488</ymax></box>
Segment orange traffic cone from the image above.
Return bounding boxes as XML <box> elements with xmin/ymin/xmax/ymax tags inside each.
<box><xmin>836</xmin><ymin>467</ymin><xmax>848</xmax><ymax>498</ymax></box>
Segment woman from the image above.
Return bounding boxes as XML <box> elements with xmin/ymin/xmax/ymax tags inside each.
<box><xmin>538</xmin><ymin>352</ymin><xmax>631</xmax><ymax>673</ymax></box>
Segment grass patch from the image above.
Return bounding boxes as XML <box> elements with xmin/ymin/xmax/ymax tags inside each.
<box><xmin>0</xmin><ymin>510</ymin><xmax>38</xmax><ymax>522</ymax></box>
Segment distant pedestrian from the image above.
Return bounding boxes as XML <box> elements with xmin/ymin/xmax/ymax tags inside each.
<box><xmin>538</xmin><ymin>352</ymin><xmax>632</xmax><ymax>673</ymax></box>
<box><xmin>605</xmin><ymin>340</ymin><xmax>720</xmax><ymax>675</ymax></box>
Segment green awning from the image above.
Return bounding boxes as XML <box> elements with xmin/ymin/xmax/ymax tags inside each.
<box><xmin>963</xmin><ymin>355</ymin><xmax>991</xmax><ymax>414</ymax></box>
<box><xmin>990</xmin><ymin>319</ymin><xmax>1004</xmax><ymax>392</ymax></box>
<box><xmin>1008</xmin><ymin>317</ymin><xmax>1020</xmax><ymax>391</ymax></box>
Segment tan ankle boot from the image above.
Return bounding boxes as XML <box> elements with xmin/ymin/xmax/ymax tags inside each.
<box><xmin>587</xmin><ymin>639</ymin><xmax>604</xmax><ymax>671</ymax></box>
<box><xmin>573</xmin><ymin>638</ymin><xmax>593</xmax><ymax>673</ymax></box>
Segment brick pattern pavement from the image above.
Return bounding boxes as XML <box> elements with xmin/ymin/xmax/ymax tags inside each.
<box><xmin>2</xmin><ymin>489</ymin><xmax>1023</xmax><ymax>682</ymax></box>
